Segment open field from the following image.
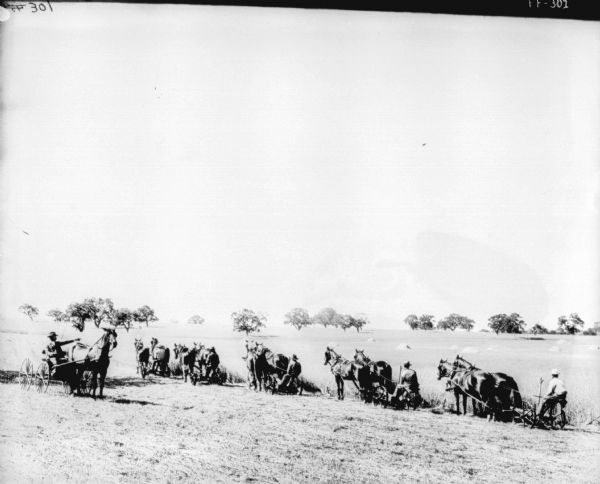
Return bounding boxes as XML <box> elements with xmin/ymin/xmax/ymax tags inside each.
<box><xmin>1</xmin><ymin>376</ymin><xmax>600</xmax><ymax>483</ymax></box>
<box><xmin>1</xmin><ymin>321</ymin><xmax>600</xmax><ymax>482</ymax></box>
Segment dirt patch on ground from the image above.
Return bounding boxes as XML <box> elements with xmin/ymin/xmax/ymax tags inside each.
<box><xmin>0</xmin><ymin>376</ymin><xmax>599</xmax><ymax>483</ymax></box>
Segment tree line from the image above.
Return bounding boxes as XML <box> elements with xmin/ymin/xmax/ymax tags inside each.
<box><xmin>403</xmin><ymin>311</ymin><xmax>598</xmax><ymax>335</ymax></box>
<box><xmin>19</xmin><ymin>300</ymin><xmax>157</xmax><ymax>332</ymax></box>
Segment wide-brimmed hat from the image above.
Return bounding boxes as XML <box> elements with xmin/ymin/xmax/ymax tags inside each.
<box><xmin>209</xmin><ymin>346</ymin><xmax>215</xmax><ymax>351</ymax></box>
<box><xmin>292</xmin><ymin>354</ymin><xmax>298</xmax><ymax>360</ymax></box>
<box><xmin>47</xmin><ymin>331</ymin><xmax>57</xmax><ymax>338</ymax></box>
<box><xmin>551</xmin><ymin>368</ymin><xmax>559</xmax><ymax>376</ymax></box>
<box><xmin>403</xmin><ymin>361</ymin><xmax>412</xmax><ymax>368</ymax></box>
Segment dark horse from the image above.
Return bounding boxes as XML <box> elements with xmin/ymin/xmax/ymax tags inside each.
<box><xmin>437</xmin><ymin>358</ymin><xmax>499</xmax><ymax>419</ymax></box>
<box><xmin>174</xmin><ymin>343</ymin><xmax>198</xmax><ymax>383</ymax></box>
<box><xmin>324</xmin><ymin>347</ymin><xmax>360</xmax><ymax>400</ymax></box>
<box><xmin>353</xmin><ymin>349</ymin><xmax>394</xmax><ymax>403</ymax></box>
<box><xmin>71</xmin><ymin>328</ymin><xmax>118</xmax><ymax>398</ymax></box>
<box><xmin>254</xmin><ymin>342</ymin><xmax>289</xmax><ymax>393</ymax></box>
<box><xmin>134</xmin><ymin>338</ymin><xmax>150</xmax><ymax>378</ymax></box>
<box><xmin>454</xmin><ymin>355</ymin><xmax>522</xmax><ymax>421</ymax></box>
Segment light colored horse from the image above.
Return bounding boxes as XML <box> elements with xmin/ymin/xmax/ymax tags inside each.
<box><xmin>324</xmin><ymin>347</ymin><xmax>360</xmax><ymax>400</ymax></box>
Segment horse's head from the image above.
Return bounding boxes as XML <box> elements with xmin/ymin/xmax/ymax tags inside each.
<box><xmin>437</xmin><ymin>359</ymin><xmax>450</xmax><ymax>380</ymax></box>
<box><xmin>324</xmin><ymin>347</ymin><xmax>332</xmax><ymax>366</ymax></box>
<box><xmin>353</xmin><ymin>349</ymin><xmax>370</xmax><ymax>366</ymax></box>
<box><xmin>134</xmin><ymin>338</ymin><xmax>144</xmax><ymax>351</ymax></box>
<box><xmin>254</xmin><ymin>342</ymin><xmax>266</xmax><ymax>356</ymax></box>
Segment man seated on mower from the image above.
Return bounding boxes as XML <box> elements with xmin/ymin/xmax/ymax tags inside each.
<box><xmin>205</xmin><ymin>347</ymin><xmax>220</xmax><ymax>381</ymax></box>
<box><xmin>391</xmin><ymin>361</ymin><xmax>422</xmax><ymax>407</ymax></box>
<box><xmin>279</xmin><ymin>354</ymin><xmax>302</xmax><ymax>392</ymax></box>
<box><xmin>42</xmin><ymin>332</ymin><xmax>80</xmax><ymax>373</ymax></box>
<box><xmin>538</xmin><ymin>368</ymin><xmax>567</xmax><ymax>420</ymax></box>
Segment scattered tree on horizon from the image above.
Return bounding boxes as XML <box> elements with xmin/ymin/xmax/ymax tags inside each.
<box><xmin>312</xmin><ymin>308</ymin><xmax>345</xmax><ymax>328</ymax></box>
<box><xmin>187</xmin><ymin>314</ymin><xmax>205</xmax><ymax>325</ymax></box>
<box><xmin>557</xmin><ymin>313</ymin><xmax>585</xmax><ymax>335</ymax></box>
<box><xmin>114</xmin><ymin>308</ymin><xmax>133</xmax><ymax>331</ymax></box>
<box><xmin>404</xmin><ymin>314</ymin><xmax>435</xmax><ymax>330</ymax></box>
<box><xmin>133</xmin><ymin>305</ymin><xmax>158</xmax><ymax>327</ymax></box>
<box><xmin>488</xmin><ymin>313</ymin><xmax>526</xmax><ymax>334</ymax></box>
<box><xmin>342</xmin><ymin>314</ymin><xmax>369</xmax><ymax>333</ymax></box>
<box><xmin>65</xmin><ymin>301</ymin><xmax>95</xmax><ymax>332</ymax></box>
<box><xmin>84</xmin><ymin>297</ymin><xmax>116</xmax><ymax>328</ymax></box>
<box><xmin>437</xmin><ymin>314</ymin><xmax>475</xmax><ymax>332</ymax></box>
<box><xmin>530</xmin><ymin>323</ymin><xmax>549</xmax><ymax>335</ymax></box>
<box><xmin>18</xmin><ymin>304</ymin><xmax>39</xmax><ymax>321</ymax></box>
<box><xmin>231</xmin><ymin>309</ymin><xmax>266</xmax><ymax>335</ymax></box>
<box><xmin>283</xmin><ymin>308</ymin><xmax>312</xmax><ymax>331</ymax></box>
<box><xmin>47</xmin><ymin>309</ymin><xmax>66</xmax><ymax>324</ymax></box>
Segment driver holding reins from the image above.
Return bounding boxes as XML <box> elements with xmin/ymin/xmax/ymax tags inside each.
<box><xmin>42</xmin><ymin>331</ymin><xmax>80</xmax><ymax>372</ymax></box>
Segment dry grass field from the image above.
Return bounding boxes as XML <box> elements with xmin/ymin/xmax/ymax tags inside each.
<box><xmin>1</xmin><ymin>376</ymin><xmax>599</xmax><ymax>484</ymax></box>
<box><xmin>1</xmin><ymin>320</ymin><xmax>599</xmax><ymax>483</ymax></box>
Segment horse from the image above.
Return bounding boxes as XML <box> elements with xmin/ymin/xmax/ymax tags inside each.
<box><xmin>353</xmin><ymin>349</ymin><xmax>394</xmax><ymax>403</ymax></box>
<box><xmin>254</xmin><ymin>342</ymin><xmax>289</xmax><ymax>393</ymax></box>
<box><xmin>173</xmin><ymin>343</ymin><xmax>198</xmax><ymax>383</ymax></box>
<box><xmin>134</xmin><ymin>338</ymin><xmax>150</xmax><ymax>378</ymax></box>
<box><xmin>71</xmin><ymin>329</ymin><xmax>118</xmax><ymax>398</ymax></box>
<box><xmin>150</xmin><ymin>337</ymin><xmax>170</xmax><ymax>376</ymax></box>
<box><xmin>242</xmin><ymin>340</ymin><xmax>259</xmax><ymax>390</ymax></box>
<box><xmin>437</xmin><ymin>358</ymin><xmax>498</xmax><ymax>419</ymax></box>
<box><xmin>324</xmin><ymin>347</ymin><xmax>360</xmax><ymax>400</ymax></box>
<box><xmin>454</xmin><ymin>355</ymin><xmax>522</xmax><ymax>421</ymax></box>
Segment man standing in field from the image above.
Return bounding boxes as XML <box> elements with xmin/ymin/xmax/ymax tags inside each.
<box><xmin>538</xmin><ymin>369</ymin><xmax>567</xmax><ymax>419</ymax></box>
<box><xmin>205</xmin><ymin>347</ymin><xmax>220</xmax><ymax>381</ymax></box>
<box><xmin>279</xmin><ymin>354</ymin><xmax>302</xmax><ymax>393</ymax></box>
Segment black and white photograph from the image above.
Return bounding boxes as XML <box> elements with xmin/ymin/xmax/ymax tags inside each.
<box><xmin>1</xmin><ymin>2</ymin><xmax>599</xmax><ymax>482</ymax></box>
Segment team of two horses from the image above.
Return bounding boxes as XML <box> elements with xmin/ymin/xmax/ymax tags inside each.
<box><xmin>243</xmin><ymin>340</ymin><xmax>297</xmax><ymax>393</ymax></box>
<box><xmin>437</xmin><ymin>355</ymin><xmax>522</xmax><ymax>421</ymax></box>
<box><xmin>324</xmin><ymin>347</ymin><xmax>394</xmax><ymax>402</ymax></box>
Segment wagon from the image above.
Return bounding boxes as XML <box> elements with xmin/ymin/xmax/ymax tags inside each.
<box><xmin>18</xmin><ymin>357</ymin><xmax>94</xmax><ymax>395</ymax></box>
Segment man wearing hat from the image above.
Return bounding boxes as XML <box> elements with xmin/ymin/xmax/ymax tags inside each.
<box><xmin>205</xmin><ymin>347</ymin><xmax>220</xmax><ymax>381</ymax></box>
<box><xmin>279</xmin><ymin>354</ymin><xmax>302</xmax><ymax>393</ymax></box>
<box><xmin>538</xmin><ymin>369</ymin><xmax>567</xmax><ymax>420</ymax></box>
<box><xmin>391</xmin><ymin>361</ymin><xmax>422</xmax><ymax>409</ymax></box>
<box><xmin>42</xmin><ymin>332</ymin><xmax>80</xmax><ymax>372</ymax></box>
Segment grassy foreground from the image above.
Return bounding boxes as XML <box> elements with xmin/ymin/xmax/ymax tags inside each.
<box><xmin>0</xmin><ymin>377</ymin><xmax>599</xmax><ymax>483</ymax></box>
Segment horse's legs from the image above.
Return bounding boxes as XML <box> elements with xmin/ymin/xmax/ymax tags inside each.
<box><xmin>336</xmin><ymin>375</ymin><xmax>344</xmax><ymax>400</ymax></box>
<box><xmin>98</xmin><ymin>365</ymin><xmax>108</xmax><ymax>398</ymax></box>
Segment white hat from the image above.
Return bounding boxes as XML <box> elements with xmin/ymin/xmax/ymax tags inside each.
<box><xmin>551</xmin><ymin>368</ymin><xmax>559</xmax><ymax>376</ymax></box>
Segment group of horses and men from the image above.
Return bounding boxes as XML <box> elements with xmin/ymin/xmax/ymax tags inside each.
<box><xmin>243</xmin><ymin>340</ymin><xmax>303</xmax><ymax>394</ymax></box>
<box><xmin>324</xmin><ymin>347</ymin><xmax>422</xmax><ymax>409</ymax></box>
<box><xmin>133</xmin><ymin>337</ymin><xmax>222</xmax><ymax>384</ymax></box>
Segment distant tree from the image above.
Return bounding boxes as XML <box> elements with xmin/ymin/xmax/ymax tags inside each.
<box><xmin>47</xmin><ymin>309</ymin><xmax>66</xmax><ymax>324</ymax></box>
<box><xmin>404</xmin><ymin>314</ymin><xmax>420</xmax><ymax>330</ymax></box>
<box><xmin>404</xmin><ymin>314</ymin><xmax>435</xmax><ymax>330</ymax></box>
<box><xmin>557</xmin><ymin>313</ymin><xmax>585</xmax><ymax>335</ymax></box>
<box><xmin>488</xmin><ymin>313</ymin><xmax>526</xmax><ymax>334</ymax></box>
<box><xmin>114</xmin><ymin>308</ymin><xmax>133</xmax><ymax>331</ymax></box>
<box><xmin>312</xmin><ymin>308</ymin><xmax>345</xmax><ymax>328</ymax></box>
<box><xmin>187</xmin><ymin>314</ymin><xmax>205</xmax><ymax>325</ymax></box>
<box><xmin>18</xmin><ymin>304</ymin><xmax>39</xmax><ymax>321</ymax></box>
<box><xmin>342</xmin><ymin>314</ymin><xmax>369</xmax><ymax>333</ymax></box>
<box><xmin>530</xmin><ymin>323</ymin><xmax>549</xmax><ymax>335</ymax></box>
<box><xmin>231</xmin><ymin>309</ymin><xmax>266</xmax><ymax>335</ymax></box>
<box><xmin>437</xmin><ymin>314</ymin><xmax>475</xmax><ymax>332</ymax></box>
<box><xmin>283</xmin><ymin>308</ymin><xmax>312</xmax><ymax>331</ymax></box>
<box><xmin>133</xmin><ymin>305</ymin><xmax>158</xmax><ymax>327</ymax></box>
<box><xmin>418</xmin><ymin>314</ymin><xmax>435</xmax><ymax>330</ymax></box>
<box><xmin>83</xmin><ymin>297</ymin><xmax>115</xmax><ymax>328</ymax></box>
<box><xmin>65</xmin><ymin>301</ymin><xmax>95</xmax><ymax>332</ymax></box>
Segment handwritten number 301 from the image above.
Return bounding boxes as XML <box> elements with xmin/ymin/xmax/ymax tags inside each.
<box><xmin>29</xmin><ymin>3</ymin><xmax>53</xmax><ymax>13</ymax></box>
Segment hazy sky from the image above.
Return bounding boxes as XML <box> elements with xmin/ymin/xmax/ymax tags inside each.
<box><xmin>1</xmin><ymin>5</ymin><xmax>599</xmax><ymax>329</ymax></box>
